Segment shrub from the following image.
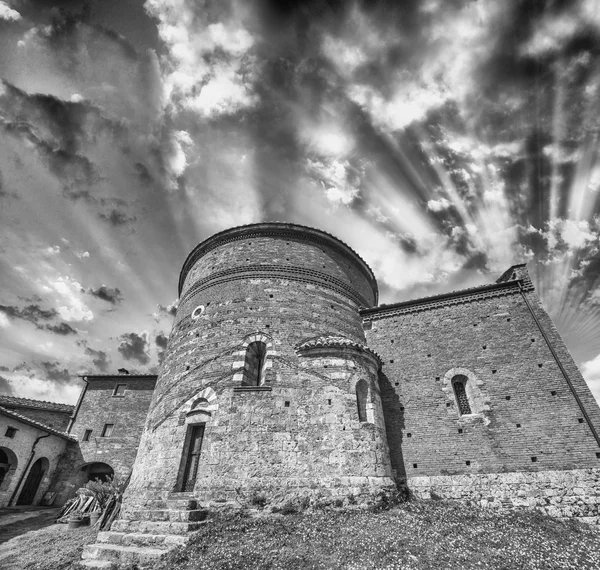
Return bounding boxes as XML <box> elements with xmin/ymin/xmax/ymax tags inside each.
<box><xmin>250</xmin><ymin>491</ymin><xmax>267</xmax><ymax>509</ymax></box>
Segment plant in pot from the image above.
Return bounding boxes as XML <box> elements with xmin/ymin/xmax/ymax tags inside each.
<box><xmin>68</xmin><ymin>510</ymin><xmax>85</xmax><ymax>529</ymax></box>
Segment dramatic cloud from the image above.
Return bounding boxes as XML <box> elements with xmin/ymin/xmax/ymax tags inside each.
<box><xmin>0</xmin><ymin>304</ymin><xmax>58</xmax><ymax>324</ymax></box>
<box><xmin>98</xmin><ymin>208</ymin><xmax>137</xmax><ymax>227</ymax></box>
<box><xmin>85</xmin><ymin>346</ymin><xmax>110</xmax><ymax>373</ymax></box>
<box><xmin>45</xmin><ymin>322</ymin><xmax>77</xmax><ymax>335</ymax></box>
<box><xmin>41</xmin><ymin>361</ymin><xmax>71</xmax><ymax>383</ymax></box>
<box><xmin>118</xmin><ymin>331</ymin><xmax>150</xmax><ymax>365</ymax></box>
<box><xmin>87</xmin><ymin>285</ymin><xmax>124</xmax><ymax>305</ymax></box>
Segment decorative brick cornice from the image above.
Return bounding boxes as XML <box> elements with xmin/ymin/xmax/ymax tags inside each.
<box><xmin>178</xmin><ymin>222</ymin><xmax>378</xmax><ymax>305</ymax></box>
<box><xmin>361</xmin><ymin>280</ymin><xmax>530</xmax><ymax>320</ymax></box>
<box><xmin>180</xmin><ymin>264</ymin><xmax>371</xmax><ymax>308</ymax></box>
<box><xmin>295</xmin><ymin>335</ymin><xmax>381</xmax><ymax>364</ymax></box>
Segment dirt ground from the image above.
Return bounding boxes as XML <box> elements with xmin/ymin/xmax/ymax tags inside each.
<box><xmin>0</xmin><ymin>506</ymin><xmax>96</xmax><ymax>570</ymax></box>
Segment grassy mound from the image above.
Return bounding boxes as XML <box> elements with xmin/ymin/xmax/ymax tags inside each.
<box><xmin>144</xmin><ymin>501</ymin><xmax>600</xmax><ymax>570</ymax></box>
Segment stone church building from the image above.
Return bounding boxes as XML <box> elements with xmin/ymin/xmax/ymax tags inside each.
<box><xmin>2</xmin><ymin>222</ymin><xmax>600</xmax><ymax>564</ymax></box>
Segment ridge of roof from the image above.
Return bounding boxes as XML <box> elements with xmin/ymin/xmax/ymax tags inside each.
<box><xmin>0</xmin><ymin>395</ymin><xmax>74</xmax><ymax>413</ymax></box>
<box><xmin>0</xmin><ymin>406</ymin><xmax>76</xmax><ymax>441</ymax></box>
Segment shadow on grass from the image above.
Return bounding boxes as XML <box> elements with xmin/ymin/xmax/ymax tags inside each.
<box><xmin>0</xmin><ymin>508</ymin><xmax>60</xmax><ymax>544</ymax></box>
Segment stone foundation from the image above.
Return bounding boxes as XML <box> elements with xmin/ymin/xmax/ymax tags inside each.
<box><xmin>408</xmin><ymin>468</ymin><xmax>600</xmax><ymax>523</ymax></box>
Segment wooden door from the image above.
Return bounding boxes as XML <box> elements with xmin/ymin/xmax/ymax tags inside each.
<box><xmin>181</xmin><ymin>425</ymin><xmax>205</xmax><ymax>492</ymax></box>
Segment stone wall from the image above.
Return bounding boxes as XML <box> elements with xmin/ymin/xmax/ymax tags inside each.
<box><xmin>68</xmin><ymin>375</ymin><xmax>157</xmax><ymax>480</ymax></box>
<box><xmin>408</xmin><ymin>468</ymin><xmax>600</xmax><ymax>523</ymax></box>
<box><xmin>364</xmin><ymin>267</ymin><xmax>600</xmax><ymax>479</ymax></box>
<box><xmin>0</xmin><ymin>413</ymin><xmax>70</xmax><ymax>507</ymax></box>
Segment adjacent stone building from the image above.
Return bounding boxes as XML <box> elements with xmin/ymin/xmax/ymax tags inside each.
<box><xmin>0</xmin><ymin>405</ymin><xmax>74</xmax><ymax>507</ymax></box>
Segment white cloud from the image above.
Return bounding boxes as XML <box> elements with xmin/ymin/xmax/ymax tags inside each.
<box><xmin>427</xmin><ymin>198</ymin><xmax>451</xmax><ymax>212</ymax></box>
<box><xmin>0</xmin><ymin>313</ymin><xmax>10</xmax><ymax>328</ymax></box>
<box><xmin>305</xmin><ymin>158</ymin><xmax>361</xmax><ymax>205</ymax></box>
<box><xmin>0</xmin><ymin>1</ymin><xmax>20</xmax><ymax>21</ymax></box>
<box><xmin>582</xmin><ymin>352</ymin><xmax>600</xmax><ymax>404</ymax></box>
<box><xmin>545</xmin><ymin>219</ymin><xmax>597</xmax><ymax>252</ymax></box>
<box><xmin>39</xmin><ymin>275</ymin><xmax>93</xmax><ymax>322</ymax></box>
<box><xmin>75</xmin><ymin>251</ymin><xmax>90</xmax><ymax>260</ymax></box>
<box><xmin>145</xmin><ymin>0</ymin><xmax>258</xmax><ymax>118</ymax></box>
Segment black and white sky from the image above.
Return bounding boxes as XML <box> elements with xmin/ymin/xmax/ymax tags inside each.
<box><xmin>2</xmin><ymin>0</ymin><xmax>600</xmax><ymax>404</ymax></box>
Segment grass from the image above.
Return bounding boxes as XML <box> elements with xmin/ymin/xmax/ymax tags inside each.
<box><xmin>0</xmin><ymin>516</ymin><xmax>97</xmax><ymax>570</ymax></box>
<box><xmin>141</xmin><ymin>501</ymin><xmax>600</xmax><ymax>570</ymax></box>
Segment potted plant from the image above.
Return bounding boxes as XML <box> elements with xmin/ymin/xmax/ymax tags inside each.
<box><xmin>68</xmin><ymin>511</ymin><xmax>84</xmax><ymax>529</ymax></box>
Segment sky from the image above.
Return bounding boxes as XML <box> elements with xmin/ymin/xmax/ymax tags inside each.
<box><xmin>2</xmin><ymin>0</ymin><xmax>600</xmax><ymax>405</ymax></box>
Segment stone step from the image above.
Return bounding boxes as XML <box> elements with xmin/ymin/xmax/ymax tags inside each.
<box><xmin>97</xmin><ymin>531</ymin><xmax>189</xmax><ymax>548</ymax></box>
<box><xmin>79</xmin><ymin>561</ymin><xmax>114</xmax><ymax>569</ymax></box>
<box><xmin>125</xmin><ymin>508</ymin><xmax>207</xmax><ymax>522</ymax></box>
<box><xmin>82</xmin><ymin>543</ymin><xmax>168</xmax><ymax>565</ymax></box>
<box><xmin>111</xmin><ymin>519</ymin><xmax>208</xmax><ymax>535</ymax></box>
<box><xmin>136</xmin><ymin>498</ymin><xmax>198</xmax><ymax>511</ymax></box>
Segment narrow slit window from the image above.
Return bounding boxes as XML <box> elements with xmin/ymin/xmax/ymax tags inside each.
<box><xmin>356</xmin><ymin>379</ymin><xmax>368</xmax><ymax>422</ymax></box>
<box><xmin>241</xmin><ymin>341</ymin><xmax>267</xmax><ymax>386</ymax></box>
<box><xmin>82</xmin><ymin>429</ymin><xmax>93</xmax><ymax>442</ymax></box>
<box><xmin>452</xmin><ymin>375</ymin><xmax>472</xmax><ymax>415</ymax></box>
<box><xmin>101</xmin><ymin>423</ymin><xmax>114</xmax><ymax>438</ymax></box>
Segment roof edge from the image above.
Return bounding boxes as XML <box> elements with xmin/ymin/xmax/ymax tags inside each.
<box><xmin>177</xmin><ymin>222</ymin><xmax>379</xmax><ymax>304</ymax></box>
<box><xmin>361</xmin><ymin>279</ymin><xmax>523</xmax><ymax>318</ymax></box>
<box><xmin>0</xmin><ymin>406</ymin><xmax>76</xmax><ymax>441</ymax></box>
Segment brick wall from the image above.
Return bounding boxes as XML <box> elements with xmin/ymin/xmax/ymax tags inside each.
<box><xmin>122</xmin><ymin>225</ymin><xmax>395</xmax><ymax>512</ymax></box>
<box><xmin>364</xmin><ymin>273</ymin><xmax>600</xmax><ymax>480</ymax></box>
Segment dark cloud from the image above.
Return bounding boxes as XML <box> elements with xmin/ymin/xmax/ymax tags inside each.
<box><xmin>98</xmin><ymin>208</ymin><xmax>137</xmax><ymax>226</ymax></box>
<box><xmin>118</xmin><ymin>332</ymin><xmax>150</xmax><ymax>365</ymax></box>
<box><xmin>155</xmin><ymin>332</ymin><xmax>168</xmax><ymax>364</ymax></box>
<box><xmin>45</xmin><ymin>322</ymin><xmax>78</xmax><ymax>335</ymax></box>
<box><xmin>0</xmin><ymin>304</ymin><xmax>58</xmax><ymax>324</ymax></box>
<box><xmin>87</xmin><ymin>285</ymin><xmax>123</xmax><ymax>304</ymax></box>
<box><xmin>0</xmin><ymin>366</ymin><xmax>9</xmax><ymax>372</ymax></box>
<box><xmin>41</xmin><ymin>361</ymin><xmax>71</xmax><ymax>383</ymax></box>
<box><xmin>0</xmin><ymin>375</ymin><xmax>14</xmax><ymax>396</ymax></box>
<box><xmin>85</xmin><ymin>347</ymin><xmax>110</xmax><ymax>372</ymax></box>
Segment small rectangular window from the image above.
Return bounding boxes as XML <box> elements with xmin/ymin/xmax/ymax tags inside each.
<box><xmin>101</xmin><ymin>423</ymin><xmax>114</xmax><ymax>438</ymax></box>
<box><xmin>113</xmin><ymin>384</ymin><xmax>126</xmax><ymax>397</ymax></box>
<box><xmin>5</xmin><ymin>427</ymin><xmax>17</xmax><ymax>438</ymax></box>
<box><xmin>82</xmin><ymin>429</ymin><xmax>93</xmax><ymax>442</ymax></box>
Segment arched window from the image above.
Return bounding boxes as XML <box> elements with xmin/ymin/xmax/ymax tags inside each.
<box><xmin>241</xmin><ymin>341</ymin><xmax>267</xmax><ymax>386</ymax></box>
<box><xmin>452</xmin><ymin>375</ymin><xmax>472</xmax><ymax>415</ymax></box>
<box><xmin>356</xmin><ymin>379</ymin><xmax>368</xmax><ymax>422</ymax></box>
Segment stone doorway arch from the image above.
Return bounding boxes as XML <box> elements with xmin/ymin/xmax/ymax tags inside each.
<box><xmin>17</xmin><ymin>457</ymin><xmax>49</xmax><ymax>505</ymax></box>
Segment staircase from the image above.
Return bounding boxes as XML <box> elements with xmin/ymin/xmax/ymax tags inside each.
<box><xmin>81</xmin><ymin>494</ymin><xmax>207</xmax><ymax>568</ymax></box>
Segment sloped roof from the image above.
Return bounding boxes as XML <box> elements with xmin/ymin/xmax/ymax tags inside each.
<box><xmin>0</xmin><ymin>395</ymin><xmax>74</xmax><ymax>413</ymax></box>
<box><xmin>0</xmin><ymin>406</ymin><xmax>76</xmax><ymax>441</ymax></box>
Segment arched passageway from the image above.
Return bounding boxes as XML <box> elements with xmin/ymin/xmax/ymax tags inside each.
<box><xmin>0</xmin><ymin>447</ymin><xmax>17</xmax><ymax>491</ymax></box>
<box><xmin>82</xmin><ymin>462</ymin><xmax>114</xmax><ymax>483</ymax></box>
<box><xmin>17</xmin><ymin>457</ymin><xmax>49</xmax><ymax>505</ymax></box>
